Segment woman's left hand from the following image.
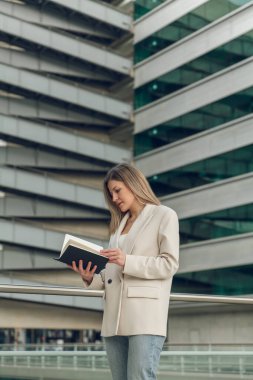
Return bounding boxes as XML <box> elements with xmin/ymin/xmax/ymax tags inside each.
<box><xmin>100</xmin><ymin>248</ymin><xmax>126</xmax><ymax>267</ymax></box>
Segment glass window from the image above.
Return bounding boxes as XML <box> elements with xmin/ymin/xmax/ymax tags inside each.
<box><xmin>134</xmin><ymin>0</ymin><xmax>166</xmax><ymax>20</ymax></box>
<box><xmin>179</xmin><ymin>203</ymin><xmax>253</xmax><ymax>244</ymax></box>
<box><xmin>148</xmin><ymin>145</ymin><xmax>253</xmax><ymax>197</ymax></box>
<box><xmin>172</xmin><ymin>263</ymin><xmax>253</xmax><ymax>295</ymax></box>
<box><xmin>135</xmin><ymin>0</ymin><xmax>251</xmax><ymax>62</ymax></box>
<box><xmin>134</xmin><ymin>87</ymin><xmax>253</xmax><ymax>156</ymax></box>
<box><xmin>135</xmin><ymin>30</ymin><xmax>253</xmax><ymax>109</ymax></box>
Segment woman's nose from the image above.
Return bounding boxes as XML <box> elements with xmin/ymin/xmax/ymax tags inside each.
<box><xmin>112</xmin><ymin>193</ymin><xmax>118</xmax><ymax>202</ymax></box>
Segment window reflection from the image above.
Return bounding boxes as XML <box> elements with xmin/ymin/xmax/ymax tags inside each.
<box><xmin>180</xmin><ymin>204</ymin><xmax>253</xmax><ymax>244</ymax></box>
<box><xmin>135</xmin><ymin>87</ymin><xmax>253</xmax><ymax>155</ymax></box>
<box><xmin>148</xmin><ymin>145</ymin><xmax>253</xmax><ymax>196</ymax></box>
<box><xmin>135</xmin><ymin>30</ymin><xmax>253</xmax><ymax>109</ymax></box>
<box><xmin>135</xmin><ymin>0</ymin><xmax>251</xmax><ymax>59</ymax></box>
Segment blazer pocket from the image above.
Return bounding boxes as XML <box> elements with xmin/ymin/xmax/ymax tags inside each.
<box><xmin>127</xmin><ymin>286</ymin><xmax>159</xmax><ymax>299</ymax></box>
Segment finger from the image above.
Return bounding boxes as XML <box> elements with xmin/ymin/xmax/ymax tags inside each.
<box><xmin>107</xmin><ymin>253</ymin><xmax>118</xmax><ymax>259</ymax></box>
<box><xmin>109</xmin><ymin>259</ymin><xmax>119</xmax><ymax>264</ymax></box>
<box><xmin>85</xmin><ymin>261</ymin><xmax>92</xmax><ymax>271</ymax></box>
<box><xmin>100</xmin><ymin>249</ymin><xmax>116</xmax><ymax>254</ymax></box>
<box><xmin>78</xmin><ymin>260</ymin><xmax>84</xmax><ymax>272</ymax></box>
<box><xmin>91</xmin><ymin>265</ymin><xmax>97</xmax><ymax>274</ymax></box>
<box><xmin>109</xmin><ymin>251</ymin><xmax>120</xmax><ymax>257</ymax></box>
<box><xmin>108</xmin><ymin>255</ymin><xmax>119</xmax><ymax>261</ymax></box>
<box><xmin>72</xmin><ymin>261</ymin><xmax>78</xmax><ymax>270</ymax></box>
<box><xmin>102</xmin><ymin>251</ymin><xmax>118</xmax><ymax>257</ymax></box>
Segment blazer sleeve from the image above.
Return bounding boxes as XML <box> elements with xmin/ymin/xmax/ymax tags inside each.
<box><xmin>123</xmin><ymin>209</ymin><xmax>179</xmax><ymax>280</ymax></box>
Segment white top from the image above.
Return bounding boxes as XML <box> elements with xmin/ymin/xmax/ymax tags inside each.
<box><xmin>118</xmin><ymin>233</ymin><xmax>127</xmax><ymax>249</ymax></box>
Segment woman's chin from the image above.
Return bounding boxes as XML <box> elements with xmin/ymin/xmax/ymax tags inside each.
<box><xmin>118</xmin><ymin>204</ymin><xmax>127</xmax><ymax>212</ymax></box>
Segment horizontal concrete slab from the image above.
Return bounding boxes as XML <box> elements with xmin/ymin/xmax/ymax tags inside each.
<box><xmin>135</xmin><ymin>114</ymin><xmax>253</xmax><ymax>176</ymax></box>
<box><xmin>0</xmin><ymin>194</ymin><xmax>107</xmax><ymax>218</ymax></box>
<box><xmin>0</xmin><ymin>63</ymin><xmax>131</xmax><ymax>120</ymax></box>
<box><xmin>0</xmin><ymin>219</ymin><xmax>107</xmax><ymax>252</ymax></box>
<box><xmin>135</xmin><ymin>57</ymin><xmax>253</xmax><ymax>133</ymax></box>
<box><xmin>161</xmin><ymin>172</ymin><xmax>253</xmax><ymax>219</ymax></box>
<box><xmin>0</xmin><ymin>245</ymin><xmax>66</xmax><ymax>271</ymax></box>
<box><xmin>135</xmin><ymin>2</ymin><xmax>253</xmax><ymax>88</ymax></box>
<box><xmin>0</xmin><ymin>166</ymin><xmax>106</xmax><ymax>209</ymax></box>
<box><xmin>0</xmin><ymin>0</ymin><xmax>116</xmax><ymax>39</ymax></box>
<box><xmin>50</xmin><ymin>0</ymin><xmax>132</xmax><ymax>32</ymax></box>
<box><xmin>0</xmin><ymin>114</ymin><xmax>131</xmax><ymax>164</ymax></box>
<box><xmin>0</xmin><ymin>47</ymin><xmax>116</xmax><ymax>82</ymax></box>
<box><xmin>0</xmin><ymin>12</ymin><xmax>132</xmax><ymax>75</ymax></box>
<box><xmin>0</xmin><ymin>146</ymin><xmax>105</xmax><ymax>169</ymax></box>
<box><xmin>179</xmin><ymin>232</ymin><xmax>253</xmax><ymax>273</ymax></box>
<box><xmin>0</xmin><ymin>97</ymin><xmax>115</xmax><ymax>126</ymax></box>
<box><xmin>134</xmin><ymin>0</ymin><xmax>208</xmax><ymax>43</ymax></box>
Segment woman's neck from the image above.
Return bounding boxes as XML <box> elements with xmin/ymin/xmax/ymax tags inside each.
<box><xmin>129</xmin><ymin>203</ymin><xmax>145</xmax><ymax>221</ymax></box>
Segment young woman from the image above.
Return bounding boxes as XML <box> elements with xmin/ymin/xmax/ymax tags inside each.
<box><xmin>70</xmin><ymin>163</ymin><xmax>179</xmax><ymax>380</ymax></box>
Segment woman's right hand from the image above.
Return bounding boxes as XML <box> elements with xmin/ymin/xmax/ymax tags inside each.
<box><xmin>69</xmin><ymin>260</ymin><xmax>97</xmax><ymax>285</ymax></box>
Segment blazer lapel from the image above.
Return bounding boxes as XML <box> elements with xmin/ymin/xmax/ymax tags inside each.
<box><xmin>123</xmin><ymin>204</ymin><xmax>157</xmax><ymax>255</ymax></box>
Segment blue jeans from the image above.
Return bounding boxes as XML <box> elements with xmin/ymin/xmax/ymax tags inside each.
<box><xmin>104</xmin><ymin>335</ymin><xmax>165</xmax><ymax>380</ymax></box>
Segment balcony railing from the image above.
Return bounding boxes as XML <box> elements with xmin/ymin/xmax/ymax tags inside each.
<box><xmin>0</xmin><ymin>284</ymin><xmax>253</xmax><ymax>379</ymax></box>
<box><xmin>0</xmin><ymin>344</ymin><xmax>253</xmax><ymax>379</ymax></box>
<box><xmin>0</xmin><ymin>284</ymin><xmax>253</xmax><ymax>305</ymax></box>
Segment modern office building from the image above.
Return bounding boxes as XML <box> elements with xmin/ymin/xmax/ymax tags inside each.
<box><xmin>134</xmin><ymin>0</ymin><xmax>253</xmax><ymax>342</ymax></box>
<box><xmin>0</xmin><ymin>0</ymin><xmax>253</xmax><ymax>346</ymax></box>
<box><xmin>0</xmin><ymin>0</ymin><xmax>133</xmax><ymax>344</ymax></box>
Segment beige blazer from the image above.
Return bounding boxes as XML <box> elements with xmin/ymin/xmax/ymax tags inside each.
<box><xmin>84</xmin><ymin>204</ymin><xmax>179</xmax><ymax>337</ymax></box>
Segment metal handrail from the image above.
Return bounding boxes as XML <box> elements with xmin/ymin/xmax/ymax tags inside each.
<box><xmin>1</xmin><ymin>350</ymin><xmax>253</xmax><ymax>356</ymax></box>
<box><xmin>0</xmin><ymin>284</ymin><xmax>253</xmax><ymax>304</ymax></box>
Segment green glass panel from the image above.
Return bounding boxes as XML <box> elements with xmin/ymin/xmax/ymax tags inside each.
<box><xmin>148</xmin><ymin>145</ymin><xmax>253</xmax><ymax>197</ymax></box>
<box><xmin>134</xmin><ymin>0</ymin><xmax>166</xmax><ymax>20</ymax></box>
<box><xmin>134</xmin><ymin>87</ymin><xmax>253</xmax><ymax>156</ymax></box>
<box><xmin>135</xmin><ymin>0</ymin><xmax>251</xmax><ymax>62</ymax></box>
<box><xmin>180</xmin><ymin>203</ymin><xmax>253</xmax><ymax>244</ymax></box>
<box><xmin>135</xmin><ymin>29</ymin><xmax>253</xmax><ymax>109</ymax></box>
<box><xmin>172</xmin><ymin>263</ymin><xmax>253</xmax><ymax>295</ymax></box>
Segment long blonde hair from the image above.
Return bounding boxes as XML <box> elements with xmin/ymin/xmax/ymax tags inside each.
<box><xmin>103</xmin><ymin>163</ymin><xmax>160</xmax><ymax>234</ymax></box>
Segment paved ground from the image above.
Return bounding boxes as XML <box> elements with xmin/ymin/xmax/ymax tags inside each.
<box><xmin>1</xmin><ymin>367</ymin><xmax>253</xmax><ymax>380</ymax></box>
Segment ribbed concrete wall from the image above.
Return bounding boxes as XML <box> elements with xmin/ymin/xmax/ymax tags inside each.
<box><xmin>0</xmin><ymin>0</ymin><xmax>133</xmax><ymax>326</ymax></box>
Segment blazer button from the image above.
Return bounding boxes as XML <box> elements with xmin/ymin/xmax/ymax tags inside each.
<box><xmin>108</xmin><ymin>279</ymin><xmax>112</xmax><ymax>284</ymax></box>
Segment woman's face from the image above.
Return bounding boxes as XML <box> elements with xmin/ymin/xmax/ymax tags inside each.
<box><xmin>107</xmin><ymin>180</ymin><xmax>137</xmax><ymax>212</ymax></box>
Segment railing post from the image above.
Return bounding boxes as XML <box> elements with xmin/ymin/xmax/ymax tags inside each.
<box><xmin>239</xmin><ymin>357</ymin><xmax>243</xmax><ymax>378</ymax></box>
<box><xmin>180</xmin><ymin>356</ymin><xmax>185</xmax><ymax>374</ymax></box>
<box><xmin>73</xmin><ymin>354</ymin><xmax>77</xmax><ymax>370</ymax></box>
<box><xmin>208</xmin><ymin>356</ymin><xmax>213</xmax><ymax>377</ymax></box>
<box><xmin>41</xmin><ymin>355</ymin><xmax>45</xmax><ymax>368</ymax></box>
<box><xmin>91</xmin><ymin>354</ymin><xmax>95</xmax><ymax>370</ymax></box>
<box><xmin>57</xmin><ymin>355</ymin><xmax>62</xmax><ymax>369</ymax></box>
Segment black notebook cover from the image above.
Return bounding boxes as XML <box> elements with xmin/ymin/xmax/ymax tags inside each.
<box><xmin>54</xmin><ymin>245</ymin><xmax>108</xmax><ymax>274</ymax></box>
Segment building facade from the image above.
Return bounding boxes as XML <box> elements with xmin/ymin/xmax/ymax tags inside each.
<box><xmin>0</xmin><ymin>0</ymin><xmax>253</xmax><ymax>345</ymax></box>
<box><xmin>134</xmin><ymin>0</ymin><xmax>253</xmax><ymax>343</ymax></box>
<box><xmin>0</xmin><ymin>0</ymin><xmax>133</xmax><ymax>342</ymax></box>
